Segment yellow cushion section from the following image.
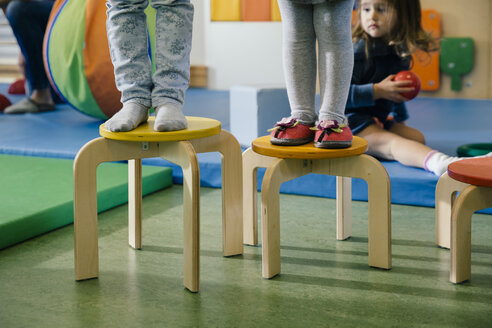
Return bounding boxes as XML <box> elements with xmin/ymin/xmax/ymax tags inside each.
<box><xmin>100</xmin><ymin>116</ymin><xmax>221</xmax><ymax>142</ymax></box>
<box><xmin>211</xmin><ymin>0</ymin><xmax>241</xmax><ymax>21</ymax></box>
<box><xmin>252</xmin><ymin>135</ymin><xmax>367</xmax><ymax>159</ymax></box>
<box><xmin>271</xmin><ymin>0</ymin><xmax>281</xmax><ymax>21</ymax></box>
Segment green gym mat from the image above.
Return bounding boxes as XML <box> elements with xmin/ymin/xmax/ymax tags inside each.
<box><xmin>0</xmin><ymin>155</ymin><xmax>173</xmax><ymax>250</ymax></box>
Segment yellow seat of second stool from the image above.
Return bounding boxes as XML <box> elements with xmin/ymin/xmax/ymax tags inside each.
<box><xmin>100</xmin><ymin>116</ymin><xmax>221</xmax><ymax>142</ymax></box>
<box><xmin>252</xmin><ymin>135</ymin><xmax>368</xmax><ymax>159</ymax></box>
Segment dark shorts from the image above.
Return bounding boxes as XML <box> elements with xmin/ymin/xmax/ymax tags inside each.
<box><xmin>346</xmin><ymin>112</ymin><xmax>395</xmax><ymax>135</ymax></box>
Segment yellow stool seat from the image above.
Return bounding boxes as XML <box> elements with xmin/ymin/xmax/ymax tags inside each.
<box><xmin>243</xmin><ymin>136</ymin><xmax>391</xmax><ymax>279</ymax></box>
<box><xmin>74</xmin><ymin>116</ymin><xmax>243</xmax><ymax>292</ymax></box>
<box><xmin>100</xmin><ymin>116</ymin><xmax>221</xmax><ymax>142</ymax></box>
<box><xmin>252</xmin><ymin>135</ymin><xmax>367</xmax><ymax>159</ymax></box>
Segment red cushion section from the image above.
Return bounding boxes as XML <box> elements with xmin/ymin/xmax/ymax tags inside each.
<box><xmin>7</xmin><ymin>79</ymin><xmax>26</xmax><ymax>95</ymax></box>
<box><xmin>448</xmin><ymin>157</ymin><xmax>492</xmax><ymax>187</ymax></box>
<box><xmin>0</xmin><ymin>94</ymin><xmax>12</xmax><ymax>111</ymax></box>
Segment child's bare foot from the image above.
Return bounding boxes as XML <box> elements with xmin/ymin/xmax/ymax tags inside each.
<box><xmin>154</xmin><ymin>102</ymin><xmax>187</xmax><ymax>132</ymax></box>
<box><xmin>105</xmin><ymin>101</ymin><xmax>149</xmax><ymax>132</ymax></box>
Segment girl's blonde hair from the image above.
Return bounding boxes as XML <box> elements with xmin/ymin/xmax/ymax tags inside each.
<box><xmin>352</xmin><ymin>0</ymin><xmax>438</xmax><ymax>60</ymax></box>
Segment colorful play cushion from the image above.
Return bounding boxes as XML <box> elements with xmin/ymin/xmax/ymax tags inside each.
<box><xmin>44</xmin><ymin>0</ymin><xmax>157</xmax><ymax>119</ymax></box>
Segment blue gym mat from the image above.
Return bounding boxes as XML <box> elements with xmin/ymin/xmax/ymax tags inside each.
<box><xmin>1</xmin><ymin>85</ymin><xmax>491</xmax><ymax>214</ymax></box>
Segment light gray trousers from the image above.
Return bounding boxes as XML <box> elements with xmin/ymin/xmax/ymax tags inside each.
<box><xmin>278</xmin><ymin>0</ymin><xmax>354</xmax><ymax>124</ymax></box>
<box><xmin>106</xmin><ymin>0</ymin><xmax>193</xmax><ymax>108</ymax></box>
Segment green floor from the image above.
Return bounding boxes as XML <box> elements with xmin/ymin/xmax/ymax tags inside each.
<box><xmin>1</xmin><ymin>186</ymin><xmax>491</xmax><ymax>327</ymax></box>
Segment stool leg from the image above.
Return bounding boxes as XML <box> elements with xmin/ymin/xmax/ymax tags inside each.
<box><xmin>74</xmin><ymin>140</ymin><xmax>101</xmax><ymax>280</ymax></box>
<box><xmin>74</xmin><ymin>138</ymin><xmax>160</xmax><ymax>281</ymax></box>
<box><xmin>355</xmin><ymin>155</ymin><xmax>391</xmax><ymax>269</ymax></box>
<box><xmin>261</xmin><ymin>158</ymin><xmax>311</xmax><ymax>278</ymax></box>
<box><xmin>312</xmin><ymin>155</ymin><xmax>391</xmax><ymax>269</ymax></box>
<box><xmin>336</xmin><ymin>176</ymin><xmax>352</xmax><ymax>240</ymax></box>
<box><xmin>191</xmin><ymin>131</ymin><xmax>243</xmax><ymax>256</ymax></box>
<box><xmin>129</xmin><ymin>159</ymin><xmax>142</xmax><ymax>249</ymax></box>
<box><xmin>435</xmin><ymin>173</ymin><xmax>468</xmax><ymax>249</ymax></box>
<box><xmin>160</xmin><ymin>141</ymin><xmax>200</xmax><ymax>292</ymax></box>
<box><xmin>243</xmin><ymin>148</ymin><xmax>259</xmax><ymax>246</ymax></box>
<box><xmin>242</xmin><ymin>148</ymin><xmax>276</xmax><ymax>246</ymax></box>
<box><xmin>451</xmin><ymin>185</ymin><xmax>492</xmax><ymax>283</ymax></box>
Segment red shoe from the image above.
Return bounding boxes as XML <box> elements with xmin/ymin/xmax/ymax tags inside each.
<box><xmin>269</xmin><ymin>117</ymin><xmax>315</xmax><ymax>146</ymax></box>
<box><xmin>313</xmin><ymin>120</ymin><xmax>352</xmax><ymax>148</ymax></box>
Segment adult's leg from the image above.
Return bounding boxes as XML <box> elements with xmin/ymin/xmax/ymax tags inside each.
<box><xmin>314</xmin><ymin>0</ymin><xmax>353</xmax><ymax>124</ymax></box>
<box><xmin>151</xmin><ymin>0</ymin><xmax>193</xmax><ymax>132</ymax></box>
<box><xmin>5</xmin><ymin>0</ymin><xmax>54</xmax><ymax>105</ymax></box>
<box><xmin>277</xmin><ymin>0</ymin><xmax>317</xmax><ymax>124</ymax></box>
<box><xmin>105</xmin><ymin>0</ymin><xmax>151</xmax><ymax>131</ymax></box>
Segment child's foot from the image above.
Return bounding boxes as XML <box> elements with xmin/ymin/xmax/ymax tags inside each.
<box><xmin>313</xmin><ymin>120</ymin><xmax>352</xmax><ymax>149</ymax></box>
<box><xmin>424</xmin><ymin>150</ymin><xmax>492</xmax><ymax>176</ymax></box>
<box><xmin>154</xmin><ymin>102</ymin><xmax>187</xmax><ymax>132</ymax></box>
<box><xmin>105</xmin><ymin>101</ymin><xmax>149</xmax><ymax>132</ymax></box>
<box><xmin>269</xmin><ymin>117</ymin><xmax>315</xmax><ymax>146</ymax></box>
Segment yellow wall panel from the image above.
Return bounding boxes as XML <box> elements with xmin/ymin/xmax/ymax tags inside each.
<box><xmin>271</xmin><ymin>0</ymin><xmax>281</xmax><ymax>21</ymax></box>
<box><xmin>211</xmin><ymin>0</ymin><xmax>241</xmax><ymax>21</ymax></box>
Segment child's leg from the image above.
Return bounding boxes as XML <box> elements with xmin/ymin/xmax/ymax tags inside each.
<box><xmin>358</xmin><ymin>124</ymin><xmax>492</xmax><ymax>175</ymax></box>
<box><xmin>277</xmin><ymin>0</ymin><xmax>317</xmax><ymax>124</ymax></box>
<box><xmin>358</xmin><ymin>124</ymin><xmax>431</xmax><ymax>167</ymax></box>
<box><xmin>105</xmin><ymin>0</ymin><xmax>152</xmax><ymax>132</ymax></box>
<box><xmin>151</xmin><ymin>0</ymin><xmax>194</xmax><ymax>132</ymax></box>
<box><xmin>314</xmin><ymin>0</ymin><xmax>353</xmax><ymax>124</ymax></box>
<box><xmin>389</xmin><ymin>122</ymin><xmax>426</xmax><ymax>144</ymax></box>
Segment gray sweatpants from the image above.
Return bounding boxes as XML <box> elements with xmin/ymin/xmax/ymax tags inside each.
<box><xmin>278</xmin><ymin>0</ymin><xmax>354</xmax><ymax>125</ymax></box>
<box><xmin>106</xmin><ymin>0</ymin><xmax>193</xmax><ymax>108</ymax></box>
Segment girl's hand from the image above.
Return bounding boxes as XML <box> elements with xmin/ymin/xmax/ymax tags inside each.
<box><xmin>373</xmin><ymin>75</ymin><xmax>415</xmax><ymax>102</ymax></box>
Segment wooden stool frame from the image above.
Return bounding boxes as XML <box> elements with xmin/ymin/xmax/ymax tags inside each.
<box><xmin>243</xmin><ymin>137</ymin><xmax>392</xmax><ymax>279</ymax></box>
<box><xmin>74</xmin><ymin>128</ymin><xmax>243</xmax><ymax>292</ymax></box>
<box><xmin>435</xmin><ymin>172</ymin><xmax>492</xmax><ymax>283</ymax></box>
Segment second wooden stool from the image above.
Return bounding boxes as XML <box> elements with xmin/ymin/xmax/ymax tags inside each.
<box><xmin>243</xmin><ymin>136</ymin><xmax>391</xmax><ymax>278</ymax></box>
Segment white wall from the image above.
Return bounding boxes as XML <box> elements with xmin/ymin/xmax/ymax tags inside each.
<box><xmin>0</xmin><ymin>11</ymin><xmax>22</xmax><ymax>82</ymax></box>
<box><xmin>190</xmin><ymin>0</ymin><xmax>206</xmax><ymax>65</ymax></box>
<box><xmin>190</xmin><ymin>0</ymin><xmax>285</xmax><ymax>90</ymax></box>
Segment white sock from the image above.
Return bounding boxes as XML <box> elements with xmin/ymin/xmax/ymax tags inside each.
<box><xmin>424</xmin><ymin>150</ymin><xmax>492</xmax><ymax>176</ymax></box>
<box><xmin>105</xmin><ymin>101</ymin><xmax>149</xmax><ymax>132</ymax></box>
<box><xmin>154</xmin><ymin>102</ymin><xmax>187</xmax><ymax>132</ymax></box>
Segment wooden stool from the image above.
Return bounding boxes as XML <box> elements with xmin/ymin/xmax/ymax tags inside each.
<box><xmin>243</xmin><ymin>136</ymin><xmax>391</xmax><ymax>278</ymax></box>
<box><xmin>74</xmin><ymin>117</ymin><xmax>243</xmax><ymax>292</ymax></box>
<box><xmin>435</xmin><ymin>157</ymin><xmax>492</xmax><ymax>283</ymax></box>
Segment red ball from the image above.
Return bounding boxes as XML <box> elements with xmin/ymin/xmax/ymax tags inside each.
<box><xmin>0</xmin><ymin>94</ymin><xmax>12</xmax><ymax>112</ymax></box>
<box><xmin>394</xmin><ymin>71</ymin><xmax>421</xmax><ymax>100</ymax></box>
